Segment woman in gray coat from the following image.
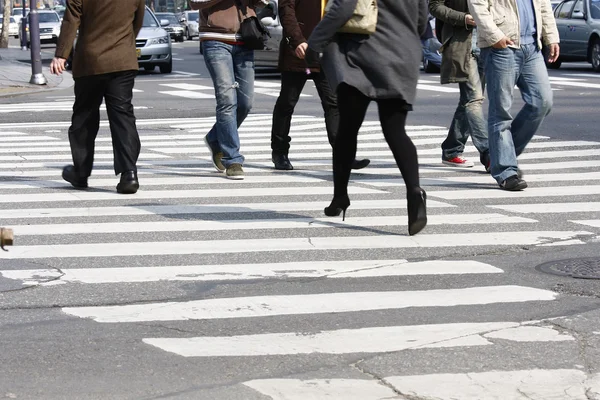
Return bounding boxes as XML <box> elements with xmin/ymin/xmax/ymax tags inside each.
<box><xmin>307</xmin><ymin>0</ymin><xmax>429</xmax><ymax>235</ymax></box>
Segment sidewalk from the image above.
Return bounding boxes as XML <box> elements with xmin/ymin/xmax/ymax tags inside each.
<box><xmin>0</xmin><ymin>47</ymin><xmax>74</xmax><ymax>98</ymax></box>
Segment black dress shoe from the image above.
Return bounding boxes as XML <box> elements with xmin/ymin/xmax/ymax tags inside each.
<box><xmin>62</xmin><ymin>165</ymin><xmax>88</xmax><ymax>189</ymax></box>
<box><xmin>272</xmin><ymin>154</ymin><xmax>293</xmax><ymax>170</ymax></box>
<box><xmin>116</xmin><ymin>170</ymin><xmax>139</xmax><ymax>194</ymax></box>
<box><xmin>351</xmin><ymin>158</ymin><xmax>370</xmax><ymax>170</ymax></box>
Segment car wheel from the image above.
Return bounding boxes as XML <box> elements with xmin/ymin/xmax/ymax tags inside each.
<box><xmin>178</xmin><ymin>35</ymin><xmax>184</xmax><ymax>43</ymax></box>
<box><xmin>591</xmin><ymin>38</ymin><xmax>600</xmax><ymax>73</ymax></box>
<box><xmin>159</xmin><ymin>58</ymin><xmax>173</xmax><ymax>74</ymax></box>
<box><xmin>144</xmin><ymin>65</ymin><xmax>155</xmax><ymax>72</ymax></box>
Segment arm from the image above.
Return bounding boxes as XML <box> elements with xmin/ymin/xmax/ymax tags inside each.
<box><xmin>429</xmin><ymin>0</ymin><xmax>468</xmax><ymax>26</ymax></box>
<box><xmin>279</xmin><ymin>0</ymin><xmax>305</xmax><ymax>48</ymax></box>
<box><xmin>540</xmin><ymin>0</ymin><xmax>560</xmax><ymax>45</ymax></box>
<box><xmin>54</xmin><ymin>0</ymin><xmax>82</xmax><ymax>60</ymax></box>
<box><xmin>133</xmin><ymin>0</ymin><xmax>145</xmax><ymax>38</ymax></box>
<box><xmin>467</xmin><ymin>0</ymin><xmax>507</xmax><ymax>47</ymax></box>
<box><xmin>307</xmin><ymin>0</ymin><xmax>358</xmax><ymax>53</ymax></box>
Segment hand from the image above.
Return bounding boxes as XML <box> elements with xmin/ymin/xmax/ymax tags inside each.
<box><xmin>546</xmin><ymin>43</ymin><xmax>560</xmax><ymax>63</ymax></box>
<box><xmin>50</xmin><ymin>57</ymin><xmax>67</xmax><ymax>75</ymax></box>
<box><xmin>492</xmin><ymin>36</ymin><xmax>514</xmax><ymax>49</ymax></box>
<box><xmin>465</xmin><ymin>14</ymin><xmax>477</xmax><ymax>26</ymax></box>
<box><xmin>295</xmin><ymin>42</ymin><xmax>308</xmax><ymax>59</ymax></box>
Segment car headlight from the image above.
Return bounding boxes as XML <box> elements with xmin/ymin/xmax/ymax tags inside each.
<box><xmin>53</xmin><ymin>26</ymin><xmax>60</xmax><ymax>34</ymax></box>
<box><xmin>148</xmin><ymin>36</ymin><xmax>169</xmax><ymax>45</ymax></box>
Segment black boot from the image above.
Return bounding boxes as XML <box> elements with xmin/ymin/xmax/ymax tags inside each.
<box><xmin>407</xmin><ymin>189</ymin><xmax>427</xmax><ymax>236</ymax></box>
<box><xmin>62</xmin><ymin>165</ymin><xmax>88</xmax><ymax>189</ymax></box>
<box><xmin>272</xmin><ymin>154</ymin><xmax>293</xmax><ymax>170</ymax></box>
<box><xmin>117</xmin><ymin>171</ymin><xmax>139</xmax><ymax>194</ymax></box>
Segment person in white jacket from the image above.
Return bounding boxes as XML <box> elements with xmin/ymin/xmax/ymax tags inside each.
<box><xmin>467</xmin><ymin>0</ymin><xmax>560</xmax><ymax>191</ymax></box>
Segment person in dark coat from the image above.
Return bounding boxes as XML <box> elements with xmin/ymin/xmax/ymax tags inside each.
<box><xmin>270</xmin><ymin>0</ymin><xmax>369</xmax><ymax>171</ymax></box>
<box><xmin>430</xmin><ymin>0</ymin><xmax>490</xmax><ymax>170</ymax></box>
<box><xmin>50</xmin><ymin>0</ymin><xmax>145</xmax><ymax>194</ymax></box>
<box><xmin>308</xmin><ymin>0</ymin><xmax>429</xmax><ymax>236</ymax></box>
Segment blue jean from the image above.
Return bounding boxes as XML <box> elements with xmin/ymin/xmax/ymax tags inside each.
<box><xmin>482</xmin><ymin>43</ymin><xmax>553</xmax><ymax>183</ymax></box>
<box><xmin>201</xmin><ymin>40</ymin><xmax>255</xmax><ymax>167</ymax></box>
<box><xmin>441</xmin><ymin>51</ymin><xmax>489</xmax><ymax>161</ymax></box>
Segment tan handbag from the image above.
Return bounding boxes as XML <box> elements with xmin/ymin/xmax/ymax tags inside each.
<box><xmin>324</xmin><ymin>0</ymin><xmax>378</xmax><ymax>35</ymax></box>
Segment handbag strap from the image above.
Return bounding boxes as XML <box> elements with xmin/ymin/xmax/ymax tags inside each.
<box><xmin>233</xmin><ymin>0</ymin><xmax>249</xmax><ymax>18</ymax></box>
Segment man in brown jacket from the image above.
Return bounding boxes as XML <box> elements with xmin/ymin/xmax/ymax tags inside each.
<box><xmin>270</xmin><ymin>0</ymin><xmax>369</xmax><ymax>170</ymax></box>
<box><xmin>50</xmin><ymin>0</ymin><xmax>145</xmax><ymax>194</ymax></box>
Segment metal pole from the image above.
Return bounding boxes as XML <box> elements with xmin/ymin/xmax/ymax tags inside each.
<box><xmin>28</xmin><ymin>8</ymin><xmax>46</xmax><ymax>85</ymax></box>
<box><xmin>20</xmin><ymin>0</ymin><xmax>27</xmax><ymax>50</ymax></box>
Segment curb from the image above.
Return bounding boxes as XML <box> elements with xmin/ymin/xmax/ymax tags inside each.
<box><xmin>0</xmin><ymin>58</ymin><xmax>75</xmax><ymax>99</ymax></box>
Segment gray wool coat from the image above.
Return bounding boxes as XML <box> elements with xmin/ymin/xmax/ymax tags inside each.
<box><xmin>430</xmin><ymin>0</ymin><xmax>476</xmax><ymax>84</ymax></box>
<box><xmin>308</xmin><ymin>0</ymin><xmax>428</xmax><ymax>104</ymax></box>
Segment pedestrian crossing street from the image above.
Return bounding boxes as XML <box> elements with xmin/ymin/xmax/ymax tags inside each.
<box><xmin>1</xmin><ymin>114</ymin><xmax>600</xmax><ymax>398</ymax></box>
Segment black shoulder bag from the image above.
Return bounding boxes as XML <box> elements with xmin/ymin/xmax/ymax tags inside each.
<box><xmin>233</xmin><ymin>0</ymin><xmax>270</xmax><ymax>50</ymax></box>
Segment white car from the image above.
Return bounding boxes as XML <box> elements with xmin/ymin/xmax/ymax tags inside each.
<box><xmin>178</xmin><ymin>11</ymin><xmax>199</xmax><ymax>40</ymax></box>
<box><xmin>0</xmin><ymin>15</ymin><xmax>19</xmax><ymax>38</ymax></box>
<box><xmin>11</xmin><ymin>7</ymin><xmax>29</xmax><ymax>25</ymax></box>
<box><xmin>18</xmin><ymin>9</ymin><xmax>61</xmax><ymax>46</ymax></box>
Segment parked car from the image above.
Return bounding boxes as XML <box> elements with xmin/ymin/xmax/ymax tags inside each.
<box><xmin>11</xmin><ymin>8</ymin><xmax>29</xmax><ymax>25</ymax></box>
<box><xmin>550</xmin><ymin>0</ymin><xmax>600</xmax><ymax>71</ymax></box>
<box><xmin>178</xmin><ymin>10</ymin><xmax>199</xmax><ymax>40</ymax></box>
<box><xmin>155</xmin><ymin>12</ymin><xmax>185</xmax><ymax>42</ymax></box>
<box><xmin>137</xmin><ymin>7</ymin><xmax>173</xmax><ymax>73</ymax></box>
<box><xmin>0</xmin><ymin>15</ymin><xmax>19</xmax><ymax>38</ymax></box>
<box><xmin>17</xmin><ymin>9</ymin><xmax>61</xmax><ymax>46</ymax></box>
<box><xmin>255</xmin><ymin>0</ymin><xmax>282</xmax><ymax>68</ymax></box>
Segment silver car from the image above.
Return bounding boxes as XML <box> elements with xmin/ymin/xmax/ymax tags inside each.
<box><xmin>137</xmin><ymin>7</ymin><xmax>173</xmax><ymax>74</ymax></box>
<box><xmin>551</xmin><ymin>0</ymin><xmax>600</xmax><ymax>71</ymax></box>
<box><xmin>155</xmin><ymin>12</ymin><xmax>185</xmax><ymax>42</ymax></box>
<box><xmin>255</xmin><ymin>0</ymin><xmax>282</xmax><ymax>68</ymax></box>
<box><xmin>178</xmin><ymin>11</ymin><xmax>199</xmax><ymax>41</ymax></box>
<box><xmin>19</xmin><ymin>9</ymin><xmax>61</xmax><ymax>46</ymax></box>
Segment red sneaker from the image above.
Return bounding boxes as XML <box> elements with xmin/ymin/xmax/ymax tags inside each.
<box><xmin>442</xmin><ymin>156</ymin><xmax>474</xmax><ymax>168</ymax></box>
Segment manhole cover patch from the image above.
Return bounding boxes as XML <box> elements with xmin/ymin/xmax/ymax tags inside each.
<box><xmin>536</xmin><ymin>257</ymin><xmax>600</xmax><ymax>279</ymax></box>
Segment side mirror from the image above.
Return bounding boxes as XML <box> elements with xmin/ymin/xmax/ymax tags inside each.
<box><xmin>571</xmin><ymin>9</ymin><xmax>586</xmax><ymax>19</ymax></box>
<box><xmin>257</xmin><ymin>0</ymin><xmax>278</xmax><ymax>20</ymax></box>
<box><xmin>160</xmin><ymin>19</ymin><xmax>170</xmax><ymax>27</ymax></box>
<box><xmin>180</xmin><ymin>18</ymin><xmax>186</xmax><ymax>23</ymax></box>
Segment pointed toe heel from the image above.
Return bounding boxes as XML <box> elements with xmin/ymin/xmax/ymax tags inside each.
<box><xmin>408</xmin><ymin>189</ymin><xmax>427</xmax><ymax>236</ymax></box>
<box><xmin>324</xmin><ymin>195</ymin><xmax>350</xmax><ymax>221</ymax></box>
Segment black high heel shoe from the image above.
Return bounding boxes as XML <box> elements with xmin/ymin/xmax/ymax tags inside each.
<box><xmin>407</xmin><ymin>189</ymin><xmax>427</xmax><ymax>236</ymax></box>
<box><xmin>324</xmin><ymin>195</ymin><xmax>350</xmax><ymax>221</ymax></box>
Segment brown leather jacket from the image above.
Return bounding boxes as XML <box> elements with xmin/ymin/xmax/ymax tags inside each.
<box><xmin>190</xmin><ymin>0</ymin><xmax>263</xmax><ymax>35</ymax></box>
<box><xmin>278</xmin><ymin>0</ymin><xmax>322</xmax><ymax>72</ymax></box>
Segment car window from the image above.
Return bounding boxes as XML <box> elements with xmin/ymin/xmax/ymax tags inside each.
<box><xmin>143</xmin><ymin>9</ymin><xmax>159</xmax><ymax>27</ymax></box>
<box><xmin>157</xmin><ymin>14</ymin><xmax>179</xmax><ymax>24</ymax></box>
<box><xmin>591</xmin><ymin>0</ymin><xmax>600</xmax><ymax>18</ymax></box>
<box><xmin>558</xmin><ymin>0</ymin><xmax>576</xmax><ymax>17</ymax></box>
<box><xmin>571</xmin><ymin>0</ymin><xmax>585</xmax><ymax>17</ymax></box>
<box><xmin>38</xmin><ymin>12</ymin><xmax>60</xmax><ymax>23</ymax></box>
<box><xmin>188</xmin><ymin>12</ymin><xmax>199</xmax><ymax>22</ymax></box>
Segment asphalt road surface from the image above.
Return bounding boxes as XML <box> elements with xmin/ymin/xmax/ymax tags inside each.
<box><xmin>0</xmin><ymin>39</ymin><xmax>599</xmax><ymax>399</ymax></box>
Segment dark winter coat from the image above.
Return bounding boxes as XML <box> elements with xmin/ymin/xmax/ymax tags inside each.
<box><xmin>278</xmin><ymin>0</ymin><xmax>323</xmax><ymax>72</ymax></box>
<box><xmin>429</xmin><ymin>0</ymin><xmax>475</xmax><ymax>84</ymax></box>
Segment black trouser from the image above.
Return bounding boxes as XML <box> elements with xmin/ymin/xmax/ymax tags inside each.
<box><xmin>271</xmin><ymin>71</ymin><xmax>338</xmax><ymax>155</ymax></box>
<box><xmin>69</xmin><ymin>71</ymin><xmax>140</xmax><ymax>177</ymax></box>
<box><xmin>333</xmin><ymin>83</ymin><xmax>420</xmax><ymax>198</ymax></box>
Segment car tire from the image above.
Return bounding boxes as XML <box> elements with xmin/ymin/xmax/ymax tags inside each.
<box><xmin>178</xmin><ymin>35</ymin><xmax>184</xmax><ymax>43</ymax></box>
<box><xmin>159</xmin><ymin>58</ymin><xmax>173</xmax><ymax>74</ymax></box>
<box><xmin>591</xmin><ymin>38</ymin><xmax>600</xmax><ymax>73</ymax></box>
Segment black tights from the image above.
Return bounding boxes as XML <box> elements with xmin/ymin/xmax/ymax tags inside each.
<box><xmin>332</xmin><ymin>83</ymin><xmax>421</xmax><ymax>198</ymax></box>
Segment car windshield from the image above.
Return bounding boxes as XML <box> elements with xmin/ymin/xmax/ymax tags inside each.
<box><xmin>38</xmin><ymin>13</ymin><xmax>60</xmax><ymax>23</ymax></box>
<box><xmin>13</xmin><ymin>9</ymin><xmax>24</xmax><ymax>16</ymax></box>
<box><xmin>188</xmin><ymin>12</ymin><xmax>199</xmax><ymax>22</ymax></box>
<box><xmin>143</xmin><ymin>9</ymin><xmax>159</xmax><ymax>27</ymax></box>
<box><xmin>591</xmin><ymin>0</ymin><xmax>600</xmax><ymax>18</ymax></box>
<box><xmin>157</xmin><ymin>14</ymin><xmax>179</xmax><ymax>24</ymax></box>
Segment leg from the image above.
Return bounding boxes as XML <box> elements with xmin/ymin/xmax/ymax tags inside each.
<box><xmin>271</xmin><ymin>71</ymin><xmax>307</xmax><ymax>155</ymax></box>
<box><xmin>202</xmin><ymin>41</ymin><xmax>245</xmax><ymax>167</ymax></box>
<box><xmin>462</xmin><ymin>53</ymin><xmax>489</xmax><ymax>157</ymax></box>
<box><xmin>483</xmin><ymin>46</ymin><xmax>521</xmax><ymax>183</ymax></box>
<box><xmin>68</xmin><ymin>75</ymin><xmax>105</xmax><ymax>177</ymax></box>
<box><xmin>233</xmin><ymin>44</ymin><xmax>255</xmax><ymax>130</ymax></box>
<box><xmin>104</xmin><ymin>71</ymin><xmax>140</xmax><ymax>176</ymax></box>
<box><xmin>441</xmin><ymin>93</ymin><xmax>470</xmax><ymax>161</ymax></box>
<box><xmin>512</xmin><ymin>44</ymin><xmax>553</xmax><ymax>156</ymax></box>
<box><xmin>376</xmin><ymin>99</ymin><xmax>420</xmax><ymax>194</ymax></box>
<box><xmin>332</xmin><ymin>84</ymin><xmax>370</xmax><ymax>198</ymax></box>
<box><xmin>311</xmin><ymin>71</ymin><xmax>338</xmax><ymax>147</ymax></box>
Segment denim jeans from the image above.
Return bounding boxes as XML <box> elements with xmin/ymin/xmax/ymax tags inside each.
<box><xmin>201</xmin><ymin>40</ymin><xmax>254</xmax><ymax>167</ymax></box>
<box><xmin>441</xmin><ymin>51</ymin><xmax>489</xmax><ymax>161</ymax></box>
<box><xmin>482</xmin><ymin>43</ymin><xmax>553</xmax><ymax>183</ymax></box>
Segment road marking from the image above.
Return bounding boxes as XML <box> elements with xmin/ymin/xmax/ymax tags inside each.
<box><xmin>0</xmin><ymin>260</ymin><xmax>503</xmax><ymax>285</ymax></box>
<box><xmin>159</xmin><ymin>83</ymin><xmax>214</xmax><ymax>91</ymax></box>
<box><xmin>63</xmin><ymin>286</ymin><xmax>557</xmax><ymax>323</ymax></box>
<box><xmin>3</xmin><ymin>231</ymin><xmax>591</xmax><ymax>259</ymax></box>
<box><xmin>428</xmin><ymin>185</ymin><xmax>600</xmax><ymax>200</ymax></box>
<box><xmin>570</xmin><ymin>220</ymin><xmax>600</xmax><ymax>228</ymax></box>
<box><xmin>490</xmin><ymin>202</ymin><xmax>600</xmax><ymax>214</ymax></box>
<box><xmin>157</xmin><ymin>90</ymin><xmax>214</xmax><ymax>99</ymax></box>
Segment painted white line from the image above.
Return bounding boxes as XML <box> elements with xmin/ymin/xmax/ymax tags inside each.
<box><xmin>0</xmin><ymin>199</ymin><xmax>454</xmax><ymax>219</ymax></box>
<box><xmin>490</xmin><ymin>202</ymin><xmax>600</xmax><ymax>214</ymax></box>
<box><xmin>428</xmin><ymin>185</ymin><xmax>600</xmax><ymax>200</ymax></box>
<box><xmin>549</xmin><ymin>78</ymin><xmax>600</xmax><ymax>89</ymax></box>
<box><xmin>518</xmin><ymin>160</ymin><xmax>600</xmax><ymax>171</ymax></box>
<box><xmin>0</xmin><ymin>136</ymin><xmax>60</xmax><ymax>143</ymax></box>
<box><xmin>64</xmin><ymin>286</ymin><xmax>557</xmax><ymax>323</ymax></box>
<box><xmin>0</xmin><ymin>153</ymin><xmax>170</xmax><ymax>162</ymax></box>
<box><xmin>483</xmin><ymin>325</ymin><xmax>575</xmax><ymax>342</ymax></box>
<box><xmin>158</xmin><ymin>90</ymin><xmax>215</xmax><ymax>99</ymax></box>
<box><xmin>525</xmin><ymin>140</ymin><xmax>599</xmax><ymax>149</ymax></box>
<box><xmin>8</xmin><ymin>214</ymin><xmax>535</xmax><ymax>236</ymax></box>
<box><xmin>244</xmin><ymin>379</ymin><xmax>402</xmax><ymax>400</ymax></box>
<box><xmin>518</xmin><ymin>149</ymin><xmax>600</xmax><ymax>160</ymax></box>
<box><xmin>159</xmin><ymin>83</ymin><xmax>214</xmax><ymax>91</ymax></box>
<box><xmin>0</xmin><ymin>186</ymin><xmax>381</xmax><ymax>204</ymax></box>
<box><xmin>417</xmin><ymin>83</ymin><xmax>460</xmax><ymax>93</ymax></box>
<box><xmin>0</xmin><ymin>260</ymin><xmax>503</xmax><ymax>286</ymax></box>
<box><xmin>570</xmin><ymin>220</ymin><xmax>600</xmax><ymax>228</ymax></box>
<box><xmin>386</xmin><ymin>369</ymin><xmax>596</xmax><ymax>400</ymax></box>
<box><xmin>0</xmin><ymin>102</ymin><xmax>148</xmax><ymax>113</ymax></box>
<box><xmin>4</xmin><ymin>231</ymin><xmax>591</xmax><ymax>259</ymax></box>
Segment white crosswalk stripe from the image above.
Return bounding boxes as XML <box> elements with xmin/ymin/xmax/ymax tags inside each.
<box><xmin>1</xmin><ymin>114</ymin><xmax>599</xmax><ymax>399</ymax></box>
